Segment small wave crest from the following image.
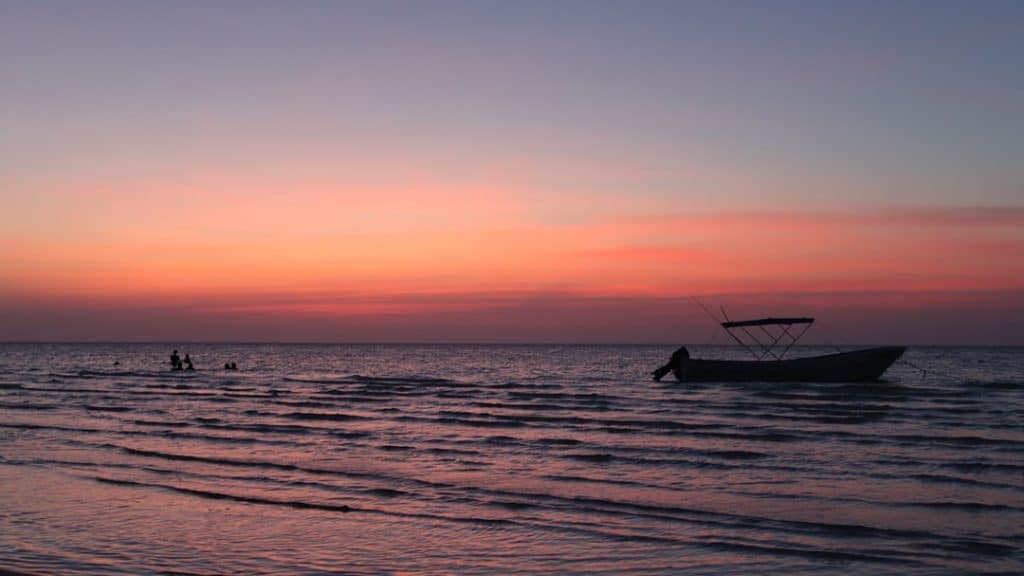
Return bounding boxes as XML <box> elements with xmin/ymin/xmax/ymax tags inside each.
<box><xmin>283</xmin><ymin>374</ymin><xmax>464</xmax><ymax>387</ymax></box>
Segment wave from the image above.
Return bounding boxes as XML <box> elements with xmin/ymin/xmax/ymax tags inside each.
<box><xmin>967</xmin><ymin>380</ymin><xmax>1022</xmax><ymax>390</ymax></box>
<box><xmin>365</xmin><ymin>487</ymin><xmax>407</xmax><ymax>498</ymax></box>
<box><xmin>352</xmin><ymin>374</ymin><xmax>466</xmax><ymax>386</ymax></box>
<box><xmin>71</xmin><ymin>464</ymin><xmax>1020</xmax><ymax>551</ymax></box>
<box><xmin>169</xmin><ymin>429</ymin><xmax>299</xmax><ymax>445</ymax></box>
<box><xmin>490</xmin><ymin>381</ymin><xmax>562</xmax><ymax>390</ymax></box>
<box><xmin>434</xmin><ymin>416</ymin><xmax>525</xmax><ymax>428</ymax></box>
<box><xmin>329</xmin><ymin>430</ymin><xmax>373</xmax><ymax>439</ymax></box>
<box><xmin>99</xmin><ymin>445</ymin><xmax>489</xmax><ymax>501</ymax></box>
<box><xmin>269</xmin><ymin>400</ymin><xmax>338</xmax><ymax>409</ymax></box>
<box><xmin>693</xmin><ymin>539</ymin><xmax>917</xmax><ymax>565</ymax></box>
<box><xmin>29</xmin><ymin>441</ymin><xmax>1021</xmax><ymax>569</ymax></box>
<box><xmin>133</xmin><ymin>419</ymin><xmax>191</xmax><ymax>427</ymax></box>
<box><xmin>0</xmin><ymin>422</ymin><xmax>307</xmax><ymax>450</ymax></box>
<box><xmin>139</xmin><ymin>382</ymin><xmax>196</xmax><ymax>390</ymax></box>
<box><xmin>317</xmin><ymin>392</ymin><xmax>390</xmax><ymax>403</ymax></box>
<box><xmin>471</xmin><ymin>401</ymin><xmax>605</xmax><ymax>412</ymax></box>
<box><xmin>401</xmin><ymin>410</ymin><xmax>763</xmax><ymax>436</ymax></box>
<box><xmin>568</xmin><ymin>452</ymin><xmax>615</xmax><ymax>463</ymax></box>
<box><xmin>563</xmin><ymin>450</ymin><xmax>771</xmax><ymax>468</ymax></box>
<box><xmin>0</xmin><ymin>402</ymin><xmax>57</xmax><ymax>410</ymax></box>
<box><xmin>114</xmin><ymin>445</ymin><xmax>297</xmax><ymax>469</ymax></box>
<box><xmin>19</xmin><ymin>385</ymin><xmax>218</xmax><ymax>398</ymax></box>
<box><xmin>283</xmin><ymin>374</ymin><xmax>465</xmax><ymax>387</ymax></box>
<box><xmin>490</xmin><ymin>499</ymin><xmax>535</xmax><ymax>510</ymax></box>
<box><xmin>283</xmin><ymin>375</ymin><xmax>360</xmax><ymax>384</ymax></box>
<box><xmin>74</xmin><ymin>476</ymin><xmax>838</xmax><ymax>553</ymax></box>
<box><xmin>92</xmin><ymin>476</ymin><xmax>357</xmax><ymax>512</ymax></box>
<box><xmin>80</xmin><ymin>475</ymin><xmax>596</xmax><ymax>541</ymax></box>
<box><xmin>536</xmin><ymin>437</ymin><xmax>582</xmax><ymax>446</ymax></box>
<box><xmin>53</xmin><ymin>369</ymin><xmax>199</xmax><ymax>380</ymax></box>
<box><xmin>84</xmin><ymin>405</ymin><xmax>133</xmax><ymax>413</ymax></box>
<box><xmin>685</xmin><ymin>429</ymin><xmax>806</xmax><ymax>442</ymax></box>
<box><xmin>940</xmin><ymin>461</ymin><xmax>1024</xmax><ymax>473</ymax></box>
<box><xmin>903</xmin><ymin>501</ymin><xmax>1021</xmax><ymax>512</ymax></box>
<box><xmin>104</xmin><ymin>445</ymin><xmax>416</xmax><ymax>484</ymax></box>
<box><xmin>540</xmin><ymin>474</ymin><xmax>652</xmax><ymax>488</ymax></box>
<box><xmin>901</xmin><ymin>472</ymin><xmax>1024</xmax><ymax>492</ymax></box>
<box><xmin>424</xmin><ymin>446</ymin><xmax>480</xmax><ymax>456</ymax></box>
<box><xmin>64</xmin><ymin>454</ymin><xmax>1013</xmax><ymax>560</ymax></box>
<box><xmin>506</xmin><ymin>391</ymin><xmax>619</xmax><ymax>403</ymax></box>
<box><xmin>0</xmin><ymin>422</ymin><xmax>100</xmax><ymax>433</ymax></box>
<box><xmin>224</xmin><ymin>391</ymin><xmax>281</xmax><ymax>399</ymax></box>
<box><xmin>279</xmin><ymin>411</ymin><xmax>367</xmax><ymax>422</ymax></box>
<box><xmin>199</xmin><ymin>422</ymin><xmax>313</xmax><ymax>435</ymax></box>
<box><xmin>887</xmin><ymin>433</ymin><xmax>1024</xmax><ymax>450</ymax></box>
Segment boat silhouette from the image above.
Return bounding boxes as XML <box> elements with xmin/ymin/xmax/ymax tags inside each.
<box><xmin>653</xmin><ymin>317</ymin><xmax>905</xmax><ymax>383</ymax></box>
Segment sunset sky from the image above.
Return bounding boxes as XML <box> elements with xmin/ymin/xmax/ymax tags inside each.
<box><xmin>2</xmin><ymin>1</ymin><xmax>1022</xmax><ymax>343</ymax></box>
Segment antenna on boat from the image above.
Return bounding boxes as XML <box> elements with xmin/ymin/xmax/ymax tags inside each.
<box><xmin>691</xmin><ymin>297</ymin><xmax>723</xmax><ymax>324</ymax></box>
<box><xmin>689</xmin><ymin>297</ymin><xmax>722</xmax><ymax>345</ymax></box>
<box><xmin>692</xmin><ymin>297</ymin><xmax>759</xmax><ymax>358</ymax></box>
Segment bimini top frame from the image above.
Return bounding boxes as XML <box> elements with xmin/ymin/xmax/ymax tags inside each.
<box><xmin>720</xmin><ymin>316</ymin><xmax>814</xmax><ymax>361</ymax></box>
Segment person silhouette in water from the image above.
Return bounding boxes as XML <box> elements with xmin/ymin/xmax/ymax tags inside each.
<box><xmin>170</xmin><ymin>350</ymin><xmax>182</xmax><ymax>371</ymax></box>
<box><xmin>184</xmin><ymin>354</ymin><xmax>194</xmax><ymax>371</ymax></box>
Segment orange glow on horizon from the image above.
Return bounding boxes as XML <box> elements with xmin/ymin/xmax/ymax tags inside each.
<box><xmin>4</xmin><ymin>174</ymin><xmax>1022</xmax><ymax>341</ymax></box>
<box><xmin>4</xmin><ymin>196</ymin><xmax>1022</xmax><ymax>306</ymax></box>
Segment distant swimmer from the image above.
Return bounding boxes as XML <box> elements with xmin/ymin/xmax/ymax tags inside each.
<box><xmin>224</xmin><ymin>362</ymin><xmax>238</xmax><ymax>370</ymax></box>
<box><xmin>230</xmin><ymin>362</ymin><xmax>238</xmax><ymax>370</ymax></box>
<box><xmin>170</xmin><ymin>350</ymin><xmax>182</xmax><ymax>371</ymax></box>
<box><xmin>184</xmin><ymin>354</ymin><xmax>195</xmax><ymax>371</ymax></box>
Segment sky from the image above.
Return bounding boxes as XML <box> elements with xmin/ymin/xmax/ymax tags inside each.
<box><xmin>2</xmin><ymin>0</ymin><xmax>1022</xmax><ymax>343</ymax></box>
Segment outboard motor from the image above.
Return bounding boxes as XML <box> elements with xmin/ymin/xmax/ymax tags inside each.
<box><xmin>652</xmin><ymin>346</ymin><xmax>689</xmax><ymax>381</ymax></box>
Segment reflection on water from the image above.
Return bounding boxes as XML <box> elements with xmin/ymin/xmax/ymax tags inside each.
<box><xmin>0</xmin><ymin>344</ymin><xmax>1021</xmax><ymax>575</ymax></box>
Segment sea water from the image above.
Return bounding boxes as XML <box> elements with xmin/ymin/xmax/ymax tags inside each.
<box><xmin>0</xmin><ymin>344</ymin><xmax>1021</xmax><ymax>575</ymax></box>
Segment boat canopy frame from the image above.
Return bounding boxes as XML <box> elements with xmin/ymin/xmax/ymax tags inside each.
<box><xmin>719</xmin><ymin>315</ymin><xmax>814</xmax><ymax>361</ymax></box>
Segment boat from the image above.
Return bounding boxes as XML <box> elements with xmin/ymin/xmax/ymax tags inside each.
<box><xmin>652</xmin><ymin>317</ymin><xmax>905</xmax><ymax>383</ymax></box>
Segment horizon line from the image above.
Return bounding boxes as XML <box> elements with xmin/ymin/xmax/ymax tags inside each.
<box><xmin>2</xmin><ymin>340</ymin><xmax>1019</xmax><ymax>348</ymax></box>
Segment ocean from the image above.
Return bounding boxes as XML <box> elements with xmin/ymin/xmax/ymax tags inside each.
<box><xmin>0</xmin><ymin>343</ymin><xmax>1021</xmax><ymax>575</ymax></box>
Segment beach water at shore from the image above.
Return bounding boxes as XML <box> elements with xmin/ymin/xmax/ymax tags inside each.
<box><xmin>1</xmin><ymin>343</ymin><xmax>1021</xmax><ymax>574</ymax></box>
